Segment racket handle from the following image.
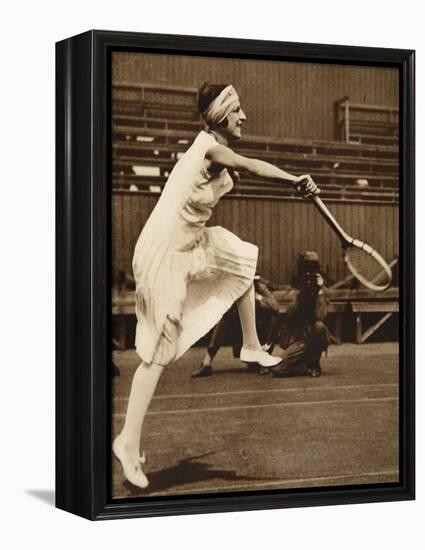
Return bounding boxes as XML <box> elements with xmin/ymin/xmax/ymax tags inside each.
<box><xmin>310</xmin><ymin>195</ymin><xmax>352</xmax><ymax>244</ymax></box>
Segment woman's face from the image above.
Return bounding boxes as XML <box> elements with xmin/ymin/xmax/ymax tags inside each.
<box><xmin>224</xmin><ymin>102</ymin><xmax>247</xmax><ymax>141</ymax></box>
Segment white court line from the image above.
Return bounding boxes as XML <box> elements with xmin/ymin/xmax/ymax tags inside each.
<box><xmin>113</xmin><ymin>383</ymin><xmax>398</xmax><ymax>402</ymax></box>
<box><xmin>114</xmin><ymin>396</ymin><xmax>398</xmax><ymax>418</ymax></box>
<box><xmin>147</xmin><ymin>470</ymin><xmax>400</xmax><ymax>497</ymax></box>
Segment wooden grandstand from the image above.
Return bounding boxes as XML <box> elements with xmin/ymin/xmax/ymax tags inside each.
<box><xmin>112</xmin><ymin>83</ymin><xmax>399</xmax><ymax>203</ymax></box>
<box><xmin>111</xmin><ymin>83</ymin><xmax>399</xmax><ymax>344</ymax></box>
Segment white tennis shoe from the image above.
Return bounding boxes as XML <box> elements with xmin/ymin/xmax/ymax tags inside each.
<box><xmin>113</xmin><ymin>435</ymin><xmax>148</xmax><ymax>489</ymax></box>
<box><xmin>240</xmin><ymin>347</ymin><xmax>282</xmax><ymax>368</ymax></box>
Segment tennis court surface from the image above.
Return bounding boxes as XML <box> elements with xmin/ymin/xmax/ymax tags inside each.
<box><xmin>112</xmin><ymin>342</ymin><xmax>399</xmax><ymax>499</ymax></box>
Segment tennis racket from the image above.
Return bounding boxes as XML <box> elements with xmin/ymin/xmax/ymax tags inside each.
<box><xmin>310</xmin><ymin>195</ymin><xmax>392</xmax><ymax>292</ymax></box>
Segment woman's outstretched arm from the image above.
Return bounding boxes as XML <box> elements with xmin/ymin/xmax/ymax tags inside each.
<box><xmin>206</xmin><ymin>144</ymin><xmax>318</xmax><ymax>193</ymax></box>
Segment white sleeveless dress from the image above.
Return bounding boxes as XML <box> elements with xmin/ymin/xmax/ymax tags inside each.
<box><xmin>133</xmin><ymin>131</ymin><xmax>258</xmax><ymax>365</ymax></box>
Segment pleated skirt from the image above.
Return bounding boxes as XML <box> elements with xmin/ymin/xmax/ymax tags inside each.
<box><xmin>134</xmin><ymin>225</ymin><xmax>258</xmax><ymax>366</ymax></box>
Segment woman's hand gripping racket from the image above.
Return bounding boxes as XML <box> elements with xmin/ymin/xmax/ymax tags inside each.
<box><xmin>309</xmin><ymin>194</ymin><xmax>392</xmax><ymax>292</ymax></box>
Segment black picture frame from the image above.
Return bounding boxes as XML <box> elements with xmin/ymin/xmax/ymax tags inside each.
<box><xmin>56</xmin><ymin>30</ymin><xmax>415</xmax><ymax>521</ymax></box>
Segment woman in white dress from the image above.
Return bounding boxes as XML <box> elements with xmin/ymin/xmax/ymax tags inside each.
<box><xmin>113</xmin><ymin>83</ymin><xmax>319</xmax><ymax>489</ymax></box>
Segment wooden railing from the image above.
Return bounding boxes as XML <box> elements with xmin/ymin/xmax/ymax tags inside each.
<box><xmin>335</xmin><ymin>97</ymin><xmax>399</xmax><ymax>146</ymax></box>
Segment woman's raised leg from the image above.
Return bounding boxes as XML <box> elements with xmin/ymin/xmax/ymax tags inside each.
<box><xmin>236</xmin><ymin>282</ymin><xmax>262</xmax><ymax>350</ymax></box>
<box><xmin>236</xmin><ymin>282</ymin><xmax>283</xmax><ymax>367</ymax></box>
<box><xmin>113</xmin><ymin>361</ymin><xmax>164</xmax><ymax>489</ymax></box>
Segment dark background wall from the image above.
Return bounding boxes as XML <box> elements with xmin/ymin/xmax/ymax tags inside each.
<box><xmin>112</xmin><ymin>193</ymin><xmax>398</xmax><ymax>286</ymax></box>
<box><xmin>112</xmin><ymin>52</ymin><xmax>399</xmax><ymax>142</ymax></box>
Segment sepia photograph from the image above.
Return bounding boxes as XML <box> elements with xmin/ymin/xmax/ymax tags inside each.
<box><xmin>110</xmin><ymin>50</ymin><xmax>401</xmax><ymax>499</ymax></box>
<box><xmin>3</xmin><ymin>0</ymin><xmax>421</xmax><ymax>541</ymax></box>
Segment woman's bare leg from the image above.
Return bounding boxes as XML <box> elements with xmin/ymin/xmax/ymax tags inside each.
<box><xmin>236</xmin><ymin>283</ymin><xmax>262</xmax><ymax>350</ymax></box>
<box><xmin>237</xmin><ymin>282</ymin><xmax>282</xmax><ymax>367</ymax></box>
<box><xmin>113</xmin><ymin>361</ymin><xmax>163</xmax><ymax>488</ymax></box>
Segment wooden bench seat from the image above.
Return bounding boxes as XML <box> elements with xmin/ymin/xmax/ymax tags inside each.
<box><xmin>275</xmin><ymin>287</ymin><xmax>399</xmax><ymax>344</ymax></box>
<box><xmin>338</xmin><ymin>120</ymin><xmax>399</xmax><ymax>136</ymax></box>
<box><xmin>112</xmin><ymin>153</ymin><xmax>399</xmax><ymax>182</ymax></box>
<box><xmin>112</xmin><ymin>83</ymin><xmax>199</xmax><ymax>120</ymax></box>
<box><xmin>112</xmin><ymin>171</ymin><xmax>399</xmax><ymax>190</ymax></box>
<box><xmin>347</xmin><ymin>120</ymin><xmax>399</xmax><ymax>128</ymax></box>
<box><xmin>112</xmin><ymin>157</ymin><xmax>398</xmax><ymax>183</ymax></box>
<box><xmin>114</xmin><ymin>118</ymin><xmax>201</xmax><ymax>133</ymax></box>
<box><xmin>112</xmin><ymin>185</ymin><xmax>398</xmax><ymax>203</ymax></box>
<box><xmin>112</xmin><ymin>173</ymin><xmax>399</xmax><ymax>193</ymax></box>
<box><xmin>112</xmin><ymin>113</ymin><xmax>201</xmax><ymax>127</ymax></box>
<box><xmin>113</xmin><ymin>102</ymin><xmax>199</xmax><ymax>117</ymax></box>
<box><xmin>111</xmin><ymin>124</ymin><xmax>399</xmax><ymax>157</ymax></box>
<box><xmin>112</xmin><ymin>147</ymin><xmax>399</xmax><ymax>171</ymax></box>
<box><xmin>112</xmin><ymin>177</ymin><xmax>399</xmax><ymax>202</ymax></box>
<box><xmin>348</xmin><ymin>133</ymin><xmax>399</xmax><ymax>146</ymax></box>
<box><xmin>351</xmin><ymin>301</ymin><xmax>399</xmax><ymax>343</ymax></box>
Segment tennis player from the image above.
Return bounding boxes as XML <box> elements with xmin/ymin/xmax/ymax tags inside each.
<box><xmin>113</xmin><ymin>83</ymin><xmax>319</xmax><ymax>489</ymax></box>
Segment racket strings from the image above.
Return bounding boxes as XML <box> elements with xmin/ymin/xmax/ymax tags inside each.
<box><xmin>344</xmin><ymin>245</ymin><xmax>392</xmax><ymax>291</ymax></box>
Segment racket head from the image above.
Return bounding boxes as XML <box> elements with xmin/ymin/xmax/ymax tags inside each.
<box><xmin>343</xmin><ymin>239</ymin><xmax>392</xmax><ymax>292</ymax></box>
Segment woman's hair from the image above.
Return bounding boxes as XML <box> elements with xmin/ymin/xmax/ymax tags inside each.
<box><xmin>198</xmin><ymin>82</ymin><xmax>230</xmax><ymax>126</ymax></box>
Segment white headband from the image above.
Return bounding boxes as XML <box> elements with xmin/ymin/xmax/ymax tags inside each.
<box><xmin>202</xmin><ymin>85</ymin><xmax>240</xmax><ymax>126</ymax></box>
